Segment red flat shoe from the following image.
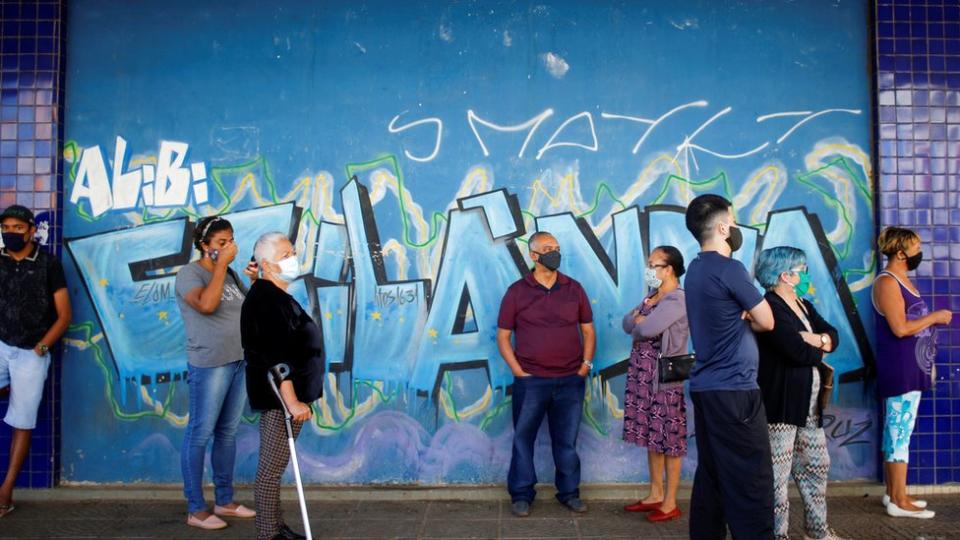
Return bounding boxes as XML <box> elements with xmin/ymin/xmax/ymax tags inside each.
<box><xmin>624</xmin><ymin>500</ymin><xmax>662</xmax><ymax>512</ymax></box>
<box><xmin>648</xmin><ymin>507</ymin><xmax>681</xmax><ymax>522</ymax></box>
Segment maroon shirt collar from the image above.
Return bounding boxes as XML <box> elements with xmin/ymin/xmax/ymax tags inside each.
<box><xmin>523</xmin><ymin>270</ymin><xmax>570</xmax><ymax>290</ymax></box>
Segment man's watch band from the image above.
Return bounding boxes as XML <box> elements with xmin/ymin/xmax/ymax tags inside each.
<box><xmin>37</xmin><ymin>343</ymin><xmax>49</xmax><ymax>354</ymax></box>
<box><xmin>583</xmin><ymin>360</ymin><xmax>593</xmax><ymax>369</ymax></box>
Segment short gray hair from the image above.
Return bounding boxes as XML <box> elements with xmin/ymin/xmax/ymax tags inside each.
<box><xmin>528</xmin><ymin>231</ymin><xmax>555</xmax><ymax>252</ymax></box>
<box><xmin>253</xmin><ymin>232</ymin><xmax>289</xmax><ymax>266</ymax></box>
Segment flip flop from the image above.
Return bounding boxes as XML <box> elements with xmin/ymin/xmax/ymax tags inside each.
<box><xmin>0</xmin><ymin>503</ymin><xmax>15</xmax><ymax>518</ymax></box>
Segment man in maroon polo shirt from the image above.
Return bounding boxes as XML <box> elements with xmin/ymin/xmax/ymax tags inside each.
<box><xmin>497</xmin><ymin>231</ymin><xmax>596</xmax><ymax>518</ymax></box>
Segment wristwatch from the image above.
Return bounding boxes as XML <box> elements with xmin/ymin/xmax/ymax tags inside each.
<box><xmin>819</xmin><ymin>334</ymin><xmax>829</xmax><ymax>349</ymax></box>
<box><xmin>37</xmin><ymin>343</ymin><xmax>49</xmax><ymax>354</ymax></box>
<box><xmin>583</xmin><ymin>360</ymin><xmax>593</xmax><ymax>369</ymax></box>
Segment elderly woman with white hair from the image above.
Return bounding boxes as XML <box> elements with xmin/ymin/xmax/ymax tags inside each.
<box><xmin>241</xmin><ymin>232</ymin><xmax>324</xmax><ymax>540</ymax></box>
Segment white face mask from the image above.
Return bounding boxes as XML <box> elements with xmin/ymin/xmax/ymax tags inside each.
<box><xmin>275</xmin><ymin>255</ymin><xmax>299</xmax><ymax>282</ymax></box>
<box><xmin>644</xmin><ymin>267</ymin><xmax>662</xmax><ymax>289</ymax></box>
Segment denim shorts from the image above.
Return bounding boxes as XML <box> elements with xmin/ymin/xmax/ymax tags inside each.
<box><xmin>0</xmin><ymin>339</ymin><xmax>51</xmax><ymax>430</ymax></box>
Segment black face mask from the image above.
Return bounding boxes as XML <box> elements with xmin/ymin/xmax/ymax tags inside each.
<box><xmin>1</xmin><ymin>232</ymin><xmax>27</xmax><ymax>252</ymax></box>
<box><xmin>535</xmin><ymin>250</ymin><xmax>561</xmax><ymax>271</ymax></box>
<box><xmin>905</xmin><ymin>251</ymin><xmax>923</xmax><ymax>271</ymax></box>
<box><xmin>725</xmin><ymin>225</ymin><xmax>743</xmax><ymax>252</ymax></box>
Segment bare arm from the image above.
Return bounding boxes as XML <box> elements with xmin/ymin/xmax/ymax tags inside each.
<box><xmin>182</xmin><ymin>243</ymin><xmax>238</xmax><ymax>315</ymax></box>
<box><xmin>35</xmin><ymin>288</ymin><xmax>71</xmax><ymax>355</ymax></box>
<box><xmin>582</xmin><ymin>321</ymin><xmax>596</xmax><ymax>361</ymax></box>
<box><xmin>496</xmin><ymin>328</ymin><xmax>530</xmax><ymax>377</ymax></box>
<box><xmin>578</xmin><ymin>322</ymin><xmax>596</xmax><ymax>376</ymax></box>
<box><xmin>874</xmin><ymin>275</ymin><xmax>951</xmax><ymax>337</ymax></box>
<box><xmin>748</xmin><ymin>299</ymin><xmax>775</xmax><ymax>332</ymax></box>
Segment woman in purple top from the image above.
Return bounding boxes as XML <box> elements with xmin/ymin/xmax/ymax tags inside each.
<box><xmin>620</xmin><ymin>246</ymin><xmax>689</xmax><ymax>523</ymax></box>
<box><xmin>872</xmin><ymin>227</ymin><xmax>952</xmax><ymax>519</ymax></box>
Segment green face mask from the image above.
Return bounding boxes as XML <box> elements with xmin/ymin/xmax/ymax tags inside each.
<box><xmin>794</xmin><ymin>271</ymin><xmax>811</xmax><ymax>297</ymax></box>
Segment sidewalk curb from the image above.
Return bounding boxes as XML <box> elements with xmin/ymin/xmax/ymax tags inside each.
<box><xmin>19</xmin><ymin>481</ymin><xmax>956</xmax><ymax>502</ymax></box>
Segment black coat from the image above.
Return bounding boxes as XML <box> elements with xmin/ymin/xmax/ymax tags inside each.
<box><xmin>241</xmin><ymin>280</ymin><xmax>325</xmax><ymax>411</ymax></box>
<box><xmin>756</xmin><ymin>291</ymin><xmax>839</xmax><ymax>428</ymax></box>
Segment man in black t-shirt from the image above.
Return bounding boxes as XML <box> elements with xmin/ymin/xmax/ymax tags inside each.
<box><xmin>0</xmin><ymin>205</ymin><xmax>71</xmax><ymax>517</ymax></box>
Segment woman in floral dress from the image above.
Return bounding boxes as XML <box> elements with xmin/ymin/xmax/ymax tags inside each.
<box><xmin>621</xmin><ymin>246</ymin><xmax>689</xmax><ymax>523</ymax></box>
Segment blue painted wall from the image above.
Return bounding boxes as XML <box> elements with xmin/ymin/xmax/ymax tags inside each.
<box><xmin>61</xmin><ymin>0</ymin><xmax>876</xmax><ymax>484</ymax></box>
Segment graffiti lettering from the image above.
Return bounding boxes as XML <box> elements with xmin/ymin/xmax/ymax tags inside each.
<box><xmin>395</xmin><ymin>104</ymin><xmax>862</xmax><ymax>168</ymax></box>
<box><xmin>374</xmin><ymin>285</ymin><xmax>420</xmax><ymax>309</ymax></box>
<box><xmin>823</xmin><ymin>413</ymin><xmax>873</xmax><ymax>448</ymax></box>
<box><xmin>131</xmin><ymin>282</ymin><xmax>173</xmax><ymax>306</ymax></box>
<box><xmin>69</xmin><ymin>137</ymin><xmax>210</xmax><ymax>218</ymax></box>
<box><xmin>67</xmin><ymin>177</ymin><xmax>873</xmax><ymax>396</ymax></box>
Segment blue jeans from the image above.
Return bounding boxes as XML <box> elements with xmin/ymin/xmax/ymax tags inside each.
<box><xmin>181</xmin><ymin>360</ymin><xmax>247</xmax><ymax>513</ymax></box>
<box><xmin>508</xmin><ymin>374</ymin><xmax>585</xmax><ymax>504</ymax></box>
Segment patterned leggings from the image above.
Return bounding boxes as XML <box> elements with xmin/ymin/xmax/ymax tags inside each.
<box><xmin>882</xmin><ymin>391</ymin><xmax>921</xmax><ymax>463</ymax></box>
<box><xmin>255</xmin><ymin>409</ymin><xmax>304</xmax><ymax>540</ymax></box>
<box><xmin>768</xmin><ymin>420</ymin><xmax>830</xmax><ymax>540</ymax></box>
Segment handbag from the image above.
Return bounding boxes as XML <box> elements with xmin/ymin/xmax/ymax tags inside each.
<box><xmin>658</xmin><ymin>352</ymin><xmax>696</xmax><ymax>384</ymax></box>
<box><xmin>817</xmin><ymin>361</ymin><xmax>835</xmax><ymax>411</ymax></box>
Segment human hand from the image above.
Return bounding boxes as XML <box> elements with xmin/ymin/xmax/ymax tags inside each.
<box><xmin>288</xmin><ymin>400</ymin><xmax>313</xmax><ymax>422</ymax></box>
<box><xmin>243</xmin><ymin>260</ymin><xmax>258</xmax><ymax>281</ymax></box>
<box><xmin>577</xmin><ymin>363</ymin><xmax>591</xmax><ymax>377</ymax></box>
<box><xmin>217</xmin><ymin>242</ymin><xmax>239</xmax><ymax>266</ymax></box>
<box><xmin>933</xmin><ymin>309</ymin><xmax>953</xmax><ymax>325</ymax></box>
<box><xmin>741</xmin><ymin>311</ymin><xmax>752</xmax><ymax>321</ymax></box>
<box><xmin>513</xmin><ymin>368</ymin><xmax>532</xmax><ymax>378</ymax></box>
<box><xmin>798</xmin><ymin>331</ymin><xmax>824</xmax><ymax>349</ymax></box>
<box><xmin>634</xmin><ymin>315</ymin><xmax>646</xmax><ymax>324</ymax></box>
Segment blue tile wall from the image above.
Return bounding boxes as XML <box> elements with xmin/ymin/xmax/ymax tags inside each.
<box><xmin>0</xmin><ymin>0</ymin><xmax>65</xmax><ymax>489</ymax></box>
<box><xmin>877</xmin><ymin>0</ymin><xmax>960</xmax><ymax>485</ymax></box>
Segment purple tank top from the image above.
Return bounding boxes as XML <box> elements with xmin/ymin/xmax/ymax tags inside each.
<box><xmin>873</xmin><ymin>272</ymin><xmax>937</xmax><ymax>398</ymax></box>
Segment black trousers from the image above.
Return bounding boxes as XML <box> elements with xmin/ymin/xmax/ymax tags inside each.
<box><xmin>689</xmin><ymin>390</ymin><xmax>775</xmax><ymax>540</ymax></box>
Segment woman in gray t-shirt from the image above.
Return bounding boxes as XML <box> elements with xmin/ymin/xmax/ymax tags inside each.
<box><xmin>174</xmin><ymin>216</ymin><xmax>258</xmax><ymax>531</ymax></box>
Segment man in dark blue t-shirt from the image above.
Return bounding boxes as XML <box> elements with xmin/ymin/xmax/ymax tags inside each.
<box><xmin>683</xmin><ymin>194</ymin><xmax>776</xmax><ymax>540</ymax></box>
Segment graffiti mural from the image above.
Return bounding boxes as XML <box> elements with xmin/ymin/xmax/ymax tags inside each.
<box><xmin>61</xmin><ymin>0</ymin><xmax>876</xmax><ymax>484</ymax></box>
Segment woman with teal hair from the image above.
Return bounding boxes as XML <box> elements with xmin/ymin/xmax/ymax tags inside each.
<box><xmin>754</xmin><ymin>246</ymin><xmax>842</xmax><ymax>540</ymax></box>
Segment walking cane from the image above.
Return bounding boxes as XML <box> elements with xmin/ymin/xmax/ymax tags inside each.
<box><xmin>267</xmin><ymin>364</ymin><xmax>313</xmax><ymax>540</ymax></box>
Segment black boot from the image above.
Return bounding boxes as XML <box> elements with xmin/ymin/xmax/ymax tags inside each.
<box><xmin>272</xmin><ymin>523</ymin><xmax>307</xmax><ymax>540</ymax></box>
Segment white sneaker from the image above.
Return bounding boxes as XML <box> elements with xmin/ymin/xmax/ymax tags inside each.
<box><xmin>803</xmin><ymin>529</ymin><xmax>848</xmax><ymax>540</ymax></box>
<box><xmin>881</xmin><ymin>494</ymin><xmax>927</xmax><ymax>509</ymax></box>
<box><xmin>885</xmin><ymin>502</ymin><xmax>935</xmax><ymax>519</ymax></box>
